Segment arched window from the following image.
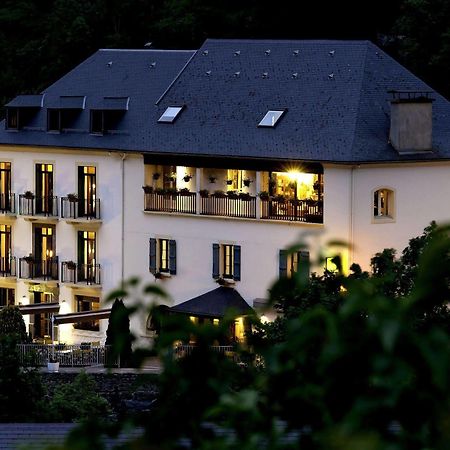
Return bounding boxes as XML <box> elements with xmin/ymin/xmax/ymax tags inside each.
<box><xmin>373</xmin><ymin>188</ymin><xmax>394</xmax><ymax>219</ymax></box>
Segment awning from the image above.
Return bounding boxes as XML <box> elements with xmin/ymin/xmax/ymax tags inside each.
<box><xmin>6</xmin><ymin>94</ymin><xmax>44</xmax><ymax>108</ymax></box>
<box><xmin>53</xmin><ymin>308</ymin><xmax>111</xmax><ymax>325</ymax></box>
<box><xmin>170</xmin><ymin>287</ymin><xmax>253</xmax><ymax>318</ymax></box>
<box><xmin>59</xmin><ymin>96</ymin><xmax>86</xmax><ymax>109</ymax></box>
<box><xmin>18</xmin><ymin>302</ymin><xmax>60</xmax><ymax>315</ymax></box>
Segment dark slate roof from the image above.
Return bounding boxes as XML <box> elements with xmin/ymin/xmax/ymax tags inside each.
<box><xmin>1</xmin><ymin>39</ymin><xmax>450</xmax><ymax>163</ymax></box>
<box><xmin>6</xmin><ymin>94</ymin><xmax>44</xmax><ymax>107</ymax></box>
<box><xmin>170</xmin><ymin>286</ymin><xmax>253</xmax><ymax>318</ymax></box>
<box><xmin>0</xmin><ymin>49</ymin><xmax>195</xmax><ymax>149</ymax></box>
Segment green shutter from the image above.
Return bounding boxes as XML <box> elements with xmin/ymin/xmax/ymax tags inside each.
<box><xmin>279</xmin><ymin>250</ymin><xmax>288</xmax><ymax>278</ymax></box>
<box><xmin>212</xmin><ymin>244</ymin><xmax>220</xmax><ymax>279</ymax></box>
<box><xmin>298</xmin><ymin>251</ymin><xmax>310</xmax><ymax>282</ymax></box>
<box><xmin>169</xmin><ymin>240</ymin><xmax>177</xmax><ymax>275</ymax></box>
<box><xmin>149</xmin><ymin>238</ymin><xmax>157</xmax><ymax>274</ymax></box>
<box><xmin>233</xmin><ymin>245</ymin><xmax>241</xmax><ymax>281</ymax></box>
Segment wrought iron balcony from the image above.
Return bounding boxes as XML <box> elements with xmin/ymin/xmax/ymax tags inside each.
<box><xmin>144</xmin><ymin>191</ymin><xmax>196</xmax><ymax>214</ymax></box>
<box><xmin>261</xmin><ymin>198</ymin><xmax>323</xmax><ymax>223</ymax></box>
<box><xmin>60</xmin><ymin>198</ymin><xmax>101</xmax><ymax>220</ymax></box>
<box><xmin>19</xmin><ymin>195</ymin><xmax>58</xmax><ymax>217</ymax></box>
<box><xmin>19</xmin><ymin>257</ymin><xmax>59</xmax><ymax>280</ymax></box>
<box><xmin>0</xmin><ymin>256</ymin><xmax>16</xmax><ymax>277</ymax></box>
<box><xmin>200</xmin><ymin>193</ymin><xmax>256</xmax><ymax>219</ymax></box>
<box><xmin>61</xmin><ymin>261</ymin><xmax>101</xmax><ymax>285</ymax></box>
<box><xmin>0</xmin><ymin>193</ymin><xmax>16</xmax><ymax>214</ymax></box>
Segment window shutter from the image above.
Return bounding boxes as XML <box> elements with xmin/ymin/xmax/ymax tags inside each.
<box><xmin>279</xmin><ymin>250</ymin><xmax>288</xmax><ymax>278</ymax></box>
<box><xmin>149</xmin><ymin>238</ymin><xmax>157</xmax><ymax>274</ymax></box>
<box><xmin>298</xmin><ymin>251</ymin><xmax>310</xmax><ymax>282</ymax></box>
<box><xmin>169</xmin><ymin>239</ymin><xmax>177</xmax><ymax>275</ymax></box>
<box><xmin>233</xmin><ymin>245</ymin><xmax>241</xmax><ymax>281</ymax></box>
<box><xmin>212</xmin><ymin>244</ymin><xmax>220</xmax><ymax>279</ymax></box>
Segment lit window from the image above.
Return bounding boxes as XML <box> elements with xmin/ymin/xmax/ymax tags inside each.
<box><xmin>279</xmin><ymin>249</ymin><xmax>309</xmax><ymax>279</ymax></box>
<box><xmin>158</xmin><ymin>106</ymin><xmax>184</xmax><ymax>123</ymax></box>
<box><xmin>258</xmin><ymin>110</ymin><xmax>286</xmax><ymax>127</ymax></box>
<box><xmin>74</xmin><ymin>295</ymin><xmax>100</xmax><ymax>331</ymax></box>
<box><xmin>6</xmin><ymin>108</ymin><xmax>19</xmax><ymax>130</ymax></box>
<box><xmin>373</xmin><ymin>188</ymin><xmax>394</xmax><ymax>219</ymax></box>
<box><xmin>212</xmin><ymin>243</ymin><xmax>241</xmax><ymax>281</ymax></box>
<box><xmin>149</xmin><ymin>238</ymin><xmax>176</xmax><ymax>275</ymax></box>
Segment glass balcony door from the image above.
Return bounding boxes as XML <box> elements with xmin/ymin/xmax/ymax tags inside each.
<box><xmin>78</xmin><ymin>166</ymin><xmax>96</xmax><ymax>217</ymax></box>
<box><xmin>77</xmin><ymin>230</ymin><xmax>96</xmax><ymax>282</ymax></box>
<box><xmin>35</xmin><ymin>163</ymin><xmax>53</xmax><ymax>214</ymax></box>
<box><xmin>0</xmin><ymin>162</ymin><xmax>11</xmax><ymax>211</ymax></box>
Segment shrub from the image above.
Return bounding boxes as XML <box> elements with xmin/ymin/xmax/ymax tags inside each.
<box><xmin>48</xmin><ymin>371</ymin><xmax>110</xmax><ymax>422</ymax></box>
<box><xmin>0</xmin><ymin>305</ymin><xmax>27</xmax><ymax>342</ymax></box>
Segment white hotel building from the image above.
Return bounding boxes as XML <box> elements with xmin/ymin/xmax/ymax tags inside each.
<box><xmin>0</xmin><ymin>39</ymin><xmax>449</xmax><ymax>343</ymax></box>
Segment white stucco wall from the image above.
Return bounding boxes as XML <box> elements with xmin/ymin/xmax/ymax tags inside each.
<box><xmin>352</xmin><ymin>162</ymin><xmax>450</xmax><ymax>269</ymax></box>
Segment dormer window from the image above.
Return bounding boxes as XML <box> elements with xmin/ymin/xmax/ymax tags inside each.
<box><xmin>47</xmin><ymin>96</ymin><xmax>85</xmax><ymax>133</ymax></box>
<box><xmin>258</xmin><ymin>110</ymin><xmax>286</xmax><ymax>128</ymax></box>
<box><xmin>89</xmin><ymin>97</ymin><xmax>128</xmax><ymax>135</ymax></box>
<box><xmin>158</xmin><ymin>106</ymin><xmax>184</xmax><ymax>123</ymax></box>
<box><xmin>5</xmin><ymin>94</ymin><xmax>44</xmax><ymax>131</ymax></box>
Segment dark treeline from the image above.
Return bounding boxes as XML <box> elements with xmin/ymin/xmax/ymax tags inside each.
<box><xmin>1</xmin><ymin>0</ymin><xmax>449</xmax><ymax>109</ymax></box>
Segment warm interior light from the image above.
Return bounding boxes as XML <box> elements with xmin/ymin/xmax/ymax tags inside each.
<box><xmin>287</xmin><ymin>171</ymin><xmax>315</xmax><ymax>185</ymax></box>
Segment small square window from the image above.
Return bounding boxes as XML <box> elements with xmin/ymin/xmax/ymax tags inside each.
<box><xmin>158</xmin><ymin>106</ymin><xmax>184</xmax><ymax>123</ymax></box>
<box><xmin>213</xmin><ymin>243</ymin><xmax>241</xmax><ymax>281</ymax></box>
<box><xmin>258</xmin><ymin>110</ymin><xmax>286</xmax><ymax>127</ymax></box>
<box><xmin>373</xmin><ymin>188</ymin><xmax>394</xmax><ymax>220</ymax></box>
<box><xmin>149</xmin><ymin>238</ymin><xmax>176</xmax><ymax>275</ymax></box>
<box><xmin>6</xmin><ymin>108</ymin><xmax>19</xmax><ymax>130</ymax></box>
<box><xmin>47</xmin><ymin>109</ymin><xmax>61</xmax><ymax>132</ymax></box>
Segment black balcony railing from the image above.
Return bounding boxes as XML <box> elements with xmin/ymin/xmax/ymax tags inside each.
<box><xmin>19</xmin><ymin>257</ymin><xmax>59</xmax><ymax>280</ymax></box>
<box><xmin>261</xmin><ymin>198</ymin><xmax>323</xmax><ymax>223</ymax></box>
<box><xmin>60</xmin><ymin>198</ymin><xmax>101</xmax><ymax>220</ymax></box>
<box><xmin>0</xmin><ymin>256</ymin><xmax>16</xmax><ymax>277</ymax></box>
<box><xmin>19</xmin><ymin>195</ymin><xmax>58</xmax><ymax>217</ymax></box>
<box><xmin>200</xmin><ymin>195</ymin><xmax>257</xmax><ymax>219</ymax></box>
<box><xmin>0</xmin><ymin>193</ymin><xmax>16</xmax><ymax>214</ymax></box>
<box><xmin>61</xmin><ymin>262</ymin><xmax>101</xmax><ymax>285</ymax></box>
<box><xmin>144</xmin><ymin>192</ymin><xmax>196</xmax><ymax>214</ymax></box>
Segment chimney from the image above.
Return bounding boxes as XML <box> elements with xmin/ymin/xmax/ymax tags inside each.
<box><xmin>389</xmin><ymin>90</ymin><xmax>434</xmax><ymax>153</ymax></box>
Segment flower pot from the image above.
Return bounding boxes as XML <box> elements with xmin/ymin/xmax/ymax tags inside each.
<box><xmin>47</xmin><ymin>361</ymin><xmax>59</xmax><ymax>373</ymax></box>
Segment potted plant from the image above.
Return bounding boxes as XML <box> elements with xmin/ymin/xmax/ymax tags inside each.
<box><xmin>227</xmin><ymin>191</ymin><xmax>239</xmax><ymax>199</ymax></box>
<box><xmin>213</xmin><ymin>190</ymin><xmax>227</xmax><ymax>198</ymax></box>
<box><xmin>273</xmin><ymin>194</ymin><xmax>286</xmax><ymax>203</ymax></box>
<box><xmin>23</xmin><ymin>254</ymin><xmax>34</xmax><ymax>264</ymax></box>
<box><xmin>24</xmin><ymin>191</ymin><xmax>34</xmax><ymax>200</ymax></box>
<box><xmin>152</xmin><ymin>173</ymin><xmax>161</xmax><ymax>180</ymax></box>
<box><xmin>226</xmin><ymin>179</ymin><xmax>233</xmax><ymax>185</ymax></box>
<box><xmin>208</xmin><ymin>176</ymin><xmax>217</xmax><ymax>184</ymax></box>
<box><xmin>183</xmin><ymin>174</ymin><xmax>192</xmax><ymax>182</ymax></box>
<box><xmin>259</xmin><ymin>191</ymin><xmax>270</xmax><ymax>201</ymax></box>
<box><xmin>166</xmin><ymin>187</ymin><xmax>178</xmax><ymax>195</ymax></box>
<box><xmin>155</xmin><ymin>187</ymin><xmax>166</xmax><ymax>195</ymax></box>
<box><xmin>243</xmin><ymin>178</ymin><xmax>252</xmax><ymax>187</ymax></box>
<box><xmin>66</xmin><ymin>260</ymin><xmax>76</xmax><ymax>270</ymax></box>
<box><xmin>239</xmin><ymin>192</ymin><xmax>251</xmax><ymax>201</ymax></box>
<box><xmin>178</xmin><ymin>188</ymin><xmax>191</xmax><ymax>195</ymax></box>
<box><xmin>142</xmin><ymin>185</ymin><xmax>153</xmax><ymax>194</ymax></box>
<box><xmin>165</xmin><ymin>172</ymin><xmax>176</xmax><ymax>182</ymax></box>
<box><xmin>67</xmin><ymin>193</ymin><xmax>78</xmax><ymax>202</ymax></box>
<box><xmin>199</xmin><ymin>189</ymin><xmax>209</xmax><ymax>198</ymax></box>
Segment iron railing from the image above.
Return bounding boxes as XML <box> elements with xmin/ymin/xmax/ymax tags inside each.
<box><xmin>60</xmin><ymin>197</ymin><xmax>101</xmax><ymax>220</ymax></box>
<box><xmin>19</xmin><ymin>257</ymin><xmax>59</xmax><ymax>280</ymax></box>
<box><xmin>0</xmin><ymin>256</ymin><xmax>16</xmax><ymax>277</ymax></box>
<box><xmin>200</xmin><ymin>195</ymin><xmax>256</xmax><ymax>219</ymax></box>
<box><xmin>19</xmin><ymin>195</ymin><xmax>58</xmax><ymax>217</ymax></box>
<box><xmin>17</xmin><ymin>343</ymin><xmax>118</xmax><ymax>367</ymax></box>
<box><xmin>61</xmin><ymin>262</ymin><xmax>101</xmax><ymax>285</ymax></box>
<box><xmin>261</xmin><ymin>199</ymin><xmax>323</xmax><ymax>223</ymax></box>
<box><xmin>144</xmin><ymin>192</ymin><xmax>196</xmax><ymax>214</ymax></box>
<box><xmin>174</xmin><ymin>344</ymin><xmax>238</xmax><ymax>359</ymax></box>
<box><xmin>0</xmin><ymin>192</ymin><xmax>15</xmax><ymax>214</ymax></box>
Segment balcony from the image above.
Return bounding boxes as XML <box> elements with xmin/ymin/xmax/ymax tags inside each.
<box><xmin>60</xmin><ymin>198</ymin><xmax>101</xmax><ymax>221</ymax></box>
<box><xmin>200</xmin><ymin>192</ymin><xmax>256</xmax><ymax>219</ymax></box>
<box><xmin>261</xmin><ymin>198</ymin><xmax>323</xmax><ymax>223</ymax></box>
<box><xmin>19</xmin><ymin>257</ymin><xmax>59</xmax><ymax>281</ymax></box>
<box><xmin>19</xmin><ymin>195</ymin><xmax>58</xmax><ymax>219</ymax></box>
<box><xmin>0</xmin><ymin>256</ymin><xmax>16</xmax><ymax>277</ymax></box>
<box><xmin>61</xmin><ymin>262</ymin><xmax>101</xmax><ymax>286</ymax></box>
<box><xmin>0</xmin><ymin>193</ymin><xmax>16</xmax><ymax>216</ymax></box>
<box><xmin>144</xmin><ymin>190</ymin><xmax>196</xmax><ymax>215</ymax></box>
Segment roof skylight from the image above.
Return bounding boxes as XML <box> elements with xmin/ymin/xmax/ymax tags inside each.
<box><xmin>258</xmin><ymin>110</ymin><xmax>286</xmax><ymax>128</ymax></box>
<box><xmin>158</xmin><ymin>106</ymin><xmax>184</xmax><ymax>123</ymax></box>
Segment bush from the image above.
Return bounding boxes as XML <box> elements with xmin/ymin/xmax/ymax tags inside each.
<box><xmin>47</xmin><ymin>371</ymin><xmax>110</xmax><ymax>422</ymax></box>
<box><xmin>0</xmin><ymin>305</ymin><xmax>27</xmax><ymax>342</ymax></box>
